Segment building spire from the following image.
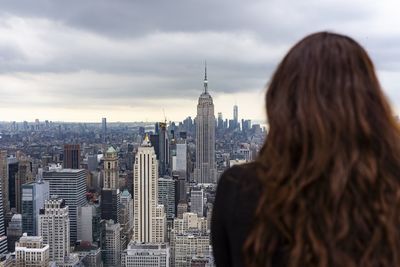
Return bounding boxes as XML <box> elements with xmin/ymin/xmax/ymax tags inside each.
<box><xmin>203</xmin><ymin>61</ymin><xmax>208</xmax><ymax>94</ymax></box>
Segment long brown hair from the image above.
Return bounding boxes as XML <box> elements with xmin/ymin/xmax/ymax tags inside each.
<box><xmin>245</xmin><ymin>32</ymin><xmax>400</xmax><ymax>267</ymax></box>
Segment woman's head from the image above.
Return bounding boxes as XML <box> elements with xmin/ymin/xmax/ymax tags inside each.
<box><xmin>246</xmin><ymin>32</ymin><xmax>400</xmax><ymax>267</ymax></box>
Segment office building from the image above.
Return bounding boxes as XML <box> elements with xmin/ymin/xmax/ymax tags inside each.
<box><xmin>38</xmin><ymin>197</ymin><xmax>70</xmax><ymax>264</ymax></box>
<box><xmin>15</xmin><ymin>156</ymin><xmax>33</xmax><ymax>213</ymax></box>
<box><xmin>43</xmin><ymin>166</ymin><xmax>86</xmax><ymax>243</ymax></box>
<box><xmin>77</xmin><ymin>204</ymin><xmax>101</xmax><ymax>244</ymax></box>
<box><xmin>0</xmin><ymin>161</ymin><xmax>7</xmax><ymax>255</ymax></box>
<box><xmin>102</xmin><ymin>220</ymin><xmax>121</xmax><ymax>267</ymax></box>
<box><xmin>63</xmin><ymin>144</ymin><xmax>81</xmax><ymax>169</ymax></box>
<box><xmin>21</xmin><ymin>178</ymin><xmax>50</xmax><ymax>236</ymax></box>
<box><xmin>119</xmin><ymin>190</ymin><xmax>133</xmax><ymax>250</ymax></box>
<box><xmin>121</xmin><ymin>242</ymin><xmax>170</xmax><ymax>267</ymax></box>
<box><xmin>194</xmin><ymin>65</ymin><xmax>217</xmax><ymax>184</ymax></box>
<box><xmin>15</xmin><ymin>234</ymin><xmax>50</xmax><ymax>267</ymax></box>
<box><xmin>190</xmin><ymin>188</ymin><xmax>204</xmax><ymax>217</ymax></box>
<box><xmin>7</xmin><ymin>156</ymin><xmax>18</xmax><ymax>211</ymax></box>
<box><xmin>74</xmin><ymin>242</ymin><xmax>103</xmax><ymax>267</ymax></box>
<box><xmin>133</xmin><ymin>135</ymin><xmax>166</xmax><ymax>243</ymax></box>
<box><xmin>7</xmin><ymin>214</ymin><xmax>22</xmax><ymax>252</ymax></box>
<box><xmin>233</xmin><ymin>105</ymin><xmax>238</xmax><ymax>128</ymax></box>
<box><xmin>0</xmin><ymin>151</ymin><xmax>9</xmax><ymax>214</ymax></box>
<box><xmin>158</xmin><ymin>177</ymin><xmax>176</xmax><ymax>221</ymax></box>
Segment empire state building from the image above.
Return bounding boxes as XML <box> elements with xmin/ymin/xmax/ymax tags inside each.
<box><xmin>194</xmin><ymin>64</ymin><xmax>217</xmax><ymax>184</ymax></box>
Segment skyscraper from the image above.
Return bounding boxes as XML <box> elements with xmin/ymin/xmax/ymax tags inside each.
<box><xmin>102</xmin><ymin>117</ymin><xmax>107</xmax><ymax>141</ymax></box>
<box><xmin>101</xmin><ymin>146</ymin><xmax>120</xmax><ymax>224</ymax></box>
<box><xmin>0</xmin><ymin>151</ymin><xmax>9</xmax><ymax>214</ymax></box>
<box><xmin>194</xmin><ymin>64</ymin><xmax>217</xmax><ymax>184</ymax></box>
<box><xmin>158</xmin><ymin>177</ymin><xmax>176</xmax><ymax>221</ymax></box>
<box><xmin>21</xmin><ymin>177</ymin><xmax>50</xmax><ymax>236</ymax></box>
<box><xmin>103</xmin><ymin>146</ymin><xmax>119</xmax><ymax>190</ymax></box>
<box><xmin>63</xmin><ymin>144</ymin><xmax>81</xmax><ymax>169</ymax></box>
<box><xmin>233</xmin><ymin>104</ymin><xmax>238</xmax><ymax>126</ymax></box>
<box><xmin>0</xmin><ymin>158</ymin><xmax>7</xmax><ymax>255</ymax></box>
<box><xmin>38</xmin><ymin>197</ymin><xmax>70</xmax><ymax>264</ymax></box>
<box><xmin>102</xmin><ymin>219</ymin><xmax>121</xmax><ymax>267</ymax></box>
<box><xmin>190</xmin><ymin>188</ymin><xmax>204</xmax><ymax>217</ymax></box>
<box><xmin>133</xmin><ymin>135</ymin><xmax>166</xmax><ymax>243</ymax></box>
<box><xmin>43</xmin><ymin>166</ymin><xmax>86</xmax><ymax>243</ymax></box>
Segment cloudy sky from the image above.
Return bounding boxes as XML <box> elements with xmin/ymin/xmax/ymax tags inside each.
<box><xmin>0</xmin><ymin>0</ymin><xmax>400</xmax><ymax>122</ymax></box>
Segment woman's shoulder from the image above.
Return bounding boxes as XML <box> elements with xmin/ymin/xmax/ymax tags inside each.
<box><xmin>219</xmin><ymin>161</ymin><xmax>263</xmax><ymax>188</ymax></box>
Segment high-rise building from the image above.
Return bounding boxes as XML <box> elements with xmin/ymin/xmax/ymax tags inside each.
<box><xmin>233</xmin><ymin>105</ymin><xmax>238</xmax><ymax>126</ymax></box>
<box><xmin>194</xmin><ymin>64</ymin><xmax>217</xmax><ymax>184</ymax></box>
<box><xmin>7</xmin><ymin>156</ymin><xmax>19</xmax><ymax>210</ymax></box>
<box><xmin>21</xmin><ymin>176</ymin><xmax>50</xmax><ymax>236</ymax></box>
<box><xmin>150</xmin><ymin>123</ymin><xmax>169</xmax><ymax>176</ymax></box>
<box><xmin>217</xmin><ymin>112</ymin><xmax>223</xmax><ymax>130</ymax></box>
<box><xmin>121</xmin><ymin>242</ymin><xmax>170</xmax><ymax>267</ymax></box>
<box><xmin>174</xmin><ymin>141</ymin><xmax>187</xmax><ymax>177</ymax></box>
<box><xmin>190</xmin><ymin>188</ymin><xmax>204</xmax><ymax>217</ymax></box>
<box><xmin>119</xmin><ymin>190</ymin><xmax>134</xmax><ymax>250</ymax></box>
<box><xmin>0</xmin><ymin>151</ymin><xmax>9</xmax><ymax>214</ymax></box>
<box><xmin>38</xmin><ymin>197</ymin><xmax>70</xmax><ymax>264</ymax></box>
<box><xmin>0</xmin><ymin>158</ymin><xmax>7</xmax><ymax>255</ymax></box>
<box><xmin>15</xmin><ymin>234</ymin><xmax>50</xmax><ymax>267</ymax></box>
<box><xmin>158</xmin><ymin>177</ymin><xmax>176</xmax><ymax>221</ymax></box>
<box><xmin>102</xmin><ymin>118</ymin><xmax>107</xmax><ymax>139</ymax></box>
<box><xmin>15</xmin><ymin>155</ymin><xmax>33</xmax><ymax>213</ymax></box>
<box><xmin>133</xmin><ymin>135</ymin><xmax>166</xmax><ymax>243</ymax></box>
<box><xmin>43</xmin><ymin>166</ymin><xmax>86</xmax><ymax>243</ymax></box>
<box><xmin>102</xmin><ymin>220</ymin><xmax>121</xmax><ymax>267</ymax></box>
<box><xmin>7</xmin><ymin>214</ymin><xmax>22</xmax><ymax>252</ymax></box>
<box><xmin>63</xmin><ymin>144</ymin><xmax>81</xmax><ymax>169</ymax></box>
<box><xmin>103</xmin><ymin>147</ymin><xmax>119</xmax><ymax>190</ymax></box>
<box><xmin>101</xmin><ymin>146</ymin><xmax>120</xmax><ymax>224</ymax></box>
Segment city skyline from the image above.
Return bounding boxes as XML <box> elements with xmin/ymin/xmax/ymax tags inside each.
<box><xmin>1</xmin><ymin>1</ymin><xmax>400</xmax><ymax>122</ymax></box>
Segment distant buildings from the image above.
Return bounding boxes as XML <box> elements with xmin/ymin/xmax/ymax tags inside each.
<box><xmin>190</xmin><ymin>188</ymin><xmax>204</xmax><ymax>217</ymax></box>
<box><xmin>7</xmin><ymin>214</ymin><xmax>22</xmax><ymax>252</ymax></box>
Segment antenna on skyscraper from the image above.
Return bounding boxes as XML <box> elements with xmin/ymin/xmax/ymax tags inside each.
<box><xmin>162</xmin><ymin>108</ymin><xmax>167</xmax><ymax>124</ymax></box>
<box><xmin>203</xmin><ymin>60</ymin><xmax>208</xmax><ymax>94</ymax></box>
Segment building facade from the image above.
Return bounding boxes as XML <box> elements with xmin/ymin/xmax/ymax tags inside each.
<box><xmin>15</xmin><ymin>234</ymin><xmax>50</xmax><ymax>267</ymax></box>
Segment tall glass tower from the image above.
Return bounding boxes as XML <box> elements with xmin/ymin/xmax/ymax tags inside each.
<box><xmin>194</xmin><ymin>64</ymin><xmax>217</xmax><ymax>184</ymax></box>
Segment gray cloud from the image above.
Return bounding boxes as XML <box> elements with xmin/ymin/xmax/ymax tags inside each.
<box><xmin>0</xmin><ymin>0</ymin><xmax>399</xmax><ymax>121</ymax></box>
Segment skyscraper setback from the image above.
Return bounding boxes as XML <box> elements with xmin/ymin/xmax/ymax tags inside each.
<box><xmin>194</xmin><ymin>64</ymin><xmax>217</xmax><ymax>184</ymax></box>
<box><xmin>133</xmin><ymin>135</ymin><xmax>166</xmax><ymax>243</ymax></box>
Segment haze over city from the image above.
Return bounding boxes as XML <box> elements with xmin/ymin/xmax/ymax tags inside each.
<box><xmin>1</xmin><ymin>0</ymin><xmax>400</xmax><ymax>122</ymax></box>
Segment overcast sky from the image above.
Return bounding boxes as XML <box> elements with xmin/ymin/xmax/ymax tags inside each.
<box><xmin>1</xmin><ymin>0</ymin><xmax>400</xmax><ymax>122</ymax></box>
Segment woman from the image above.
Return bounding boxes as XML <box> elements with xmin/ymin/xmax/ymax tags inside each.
<box><xmin>211</xmin><ymin>32</ymin><xmax>400</xmax><ymax>267</ymax></box>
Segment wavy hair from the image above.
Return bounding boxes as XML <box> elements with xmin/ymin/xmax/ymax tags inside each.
<box><xmin>245</xmin><ymin>32</ymin><xmax>400</xmax><ymax>267</ymax></box>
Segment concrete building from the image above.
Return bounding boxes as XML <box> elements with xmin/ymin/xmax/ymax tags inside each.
<box><xmin>15</xmin><ymin>234</ymin><xmax>50</xmax><ymax>267</ymax></box>
<box><xmin>43</xmin><ymin>166</ymin><xmax>86</xmax><ymax>243</ymax></box>
<box><xmin>194</xmin><ymin>65</ymin><xmax>217</xmax><ymax>184</ymax></box>
<box><xmin>38</xmin><ymin>197</ymin><xmax>70</xmax><ymax>264</ymax></box>
<box><xmin>21</xmin><ymin>177</ymin><xmax>50</xmax><ymax>236</ymax></box>
<box><xmin>77</xmin><ymin>204</ymin><xmax>102</xmax><ymax>244</ymax></box>
<box><xmin>103</xmin><ymin>147</ymin><xmax>119</xmax><ymax>190</ymax></box>
<box><xmin>121</xmin><ymin>242</ymin><xmax>170</xmax><ymax>267</ymax></box>
<box><xmin>74</xmin><ymin>242</ymin><xmax>103</xmax><ymax>267</ymax></box>
<box><xmin>133</xmin><ymin>135</ymin><xmax>166</xmax><ymax>243</ymax></box>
